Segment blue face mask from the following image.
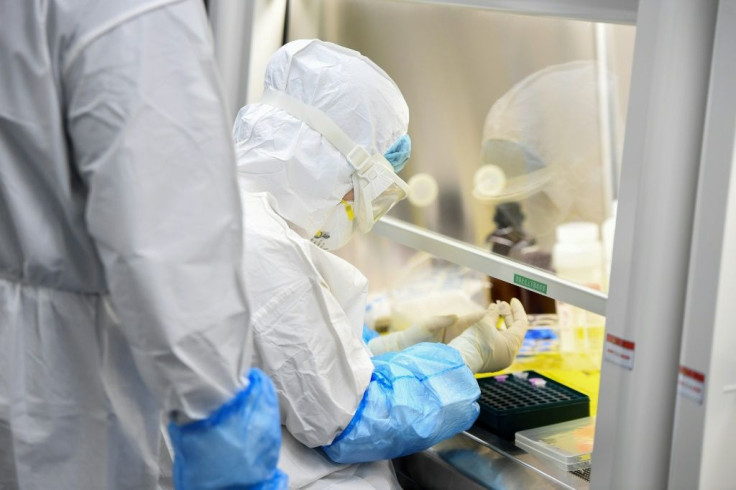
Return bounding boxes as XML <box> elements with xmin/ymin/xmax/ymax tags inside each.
<box><xmin>383</xmin><ymin>134</ymin><xmax>411</xmax><ymax>173</ymax></box>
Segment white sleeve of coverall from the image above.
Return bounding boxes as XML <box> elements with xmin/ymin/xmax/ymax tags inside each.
<box><xmin>63</xmin><ymin>1</ymin><xmax>250</xmax><ymax>421</ymax></box>
<box><xmin>244</xmin><ymin>223</ymin><xmax>374</xmax><ymax>448</ymax></box>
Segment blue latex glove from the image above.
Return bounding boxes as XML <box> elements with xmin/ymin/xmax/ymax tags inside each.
<box><xmin>384</xmin><ymin>134</ymin><xmax>411</xmax><ymax>172</ymax></box>
<box><xmin>168</xmin><ymin>368</ymin><xmax>287</xmax><ymax>490</ymax></box>
<box><xmin>322</xmin><ymin>343</ymin><xmax>480</xmax><ymax>463</ymax></box>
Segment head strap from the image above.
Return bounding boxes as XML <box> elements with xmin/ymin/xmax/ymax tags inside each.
<box><xmin>261</xmin><ymin>88</ymin><xmax>372</xmax><ymax>173</ymax></box>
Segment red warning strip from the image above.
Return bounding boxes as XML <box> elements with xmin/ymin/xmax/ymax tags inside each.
<box><xmin>679</xmin><ymin>365</ymin><xmax>705</xmax><ymax>383</ymax></box>
<box><xmin>604</xmin><ymin>333</ymin><xmax>636</xmax><ymax>370</ymax></box>
<box><xmin>678</xmin><ymin>365</ymin><xmax>706</xmax><ymax>404</ymax></box>
<box><xmin>606</xmin><ymin>333</ymin><xmax>635</xmax><ymax>350</ymax></box>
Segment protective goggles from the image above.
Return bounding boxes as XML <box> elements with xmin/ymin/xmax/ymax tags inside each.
<box><xmin>261</xmin><ymin>88</ymin><xmax>409</xmax><ymax>232</ymax></box>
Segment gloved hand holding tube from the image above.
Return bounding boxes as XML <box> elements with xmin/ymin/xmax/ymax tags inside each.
<box><xmin>448</xmin><ymin>298</ymin><xmax>529</xmax><ymax>373</ymax></box>
<box><xmin>368</xmin><ymin>311</ymin><xmax>487</xmax><ymax>356</ymax></box>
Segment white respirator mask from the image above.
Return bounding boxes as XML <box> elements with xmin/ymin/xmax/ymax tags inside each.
<box><xmin>311</xmin><ymin>199</ymin><xmax>356</xmax><ymax>250</ymax></box>
<box><xmin>261</xmin><ymin>88</ymin><xmax>409</xmax><ymax>235</ymax></box>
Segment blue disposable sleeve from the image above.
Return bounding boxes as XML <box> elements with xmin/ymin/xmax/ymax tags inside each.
<box><xmin>362</xmin><ymin>323</ymin><xmax>380</xmax><ymax>344</ymax></box>
<box><xmin>167</xmin><ymin>368</ymin><xmax>288</xmax><ymax>490</ymax></box>
<box><xmin>322</xmin><ymin>343</ymin><xmax>480</xmax><ymax>464</ymax></box>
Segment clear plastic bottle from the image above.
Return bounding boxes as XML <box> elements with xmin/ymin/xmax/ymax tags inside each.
<box><xmin>552</xmin><ymin>222</ymin><xmax>604</xmax><ymax>353</ymax></box>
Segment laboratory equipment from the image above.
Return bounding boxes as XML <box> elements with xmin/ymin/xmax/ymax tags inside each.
<box><xmin>515</xmin><ymin>417</ymin><xmax>595</xmax><ymax>471</ymax></box>
<box><xmin>553</xmin><ymin>222</ymin><xmax>605</xmax><ymax>352</ymax></box>
<box><xmin>552</xmin><ymin>222</ymin><xmax>604</xmax><ymax>291</ymax></box>
<box><xmin>476</xmin><ymin>370</ymin><xmax>590</xmax><ymax>440</ymax></box>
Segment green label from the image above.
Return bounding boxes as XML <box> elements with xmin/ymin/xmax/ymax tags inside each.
<box><xmin>513</xmin><ymin>274</ymin><xmax>548</xmax><ymax>294</ymax></box>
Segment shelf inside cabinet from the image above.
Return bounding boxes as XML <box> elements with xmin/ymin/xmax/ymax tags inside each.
<box><xmin>373</xmin><ymin>216</ymin><xmax>607</xmax><ymax>316</ymax></box>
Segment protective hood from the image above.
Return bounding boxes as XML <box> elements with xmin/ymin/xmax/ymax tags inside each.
<box><xmin>233</xmin><ymin>39</ymin><xmax>410</xmax><ymax>239</ymax></box>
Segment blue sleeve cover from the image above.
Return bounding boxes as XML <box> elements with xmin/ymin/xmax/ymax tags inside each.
<box><xmin>322</xmin><ymin>343</ymin><xmax>480</xmax><ymax>464</ymax></box>
<box><xmin>167</xmin><ymin>368</ymin><xmax>288</xmax><ymax>490</ymax></box>
<box><xmin>362</xmin><ymin>323</ymin><xmax>380</xmax><ymax>344</ymax></box>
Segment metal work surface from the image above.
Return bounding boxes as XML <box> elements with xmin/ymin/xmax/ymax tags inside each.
<box><xmin>395</xmin><ymin>426</ymin><xmax>590</xmax><ymax>489</ymax></box>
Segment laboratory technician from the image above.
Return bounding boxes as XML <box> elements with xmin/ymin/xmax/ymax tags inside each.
<box><xmin>0</xmin><ymin>1</ymin><xmax>285</xmax><ymax>489</ymax></box>
<box><xmin>234</xmin><ymin>39</ymin><xmax>529</xmax><ymax>488</ymax></box>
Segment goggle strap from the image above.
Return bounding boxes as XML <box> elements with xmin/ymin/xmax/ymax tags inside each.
<box><xmin>261</xmin><ymin>88</ymin><xmax>371</xmax><ymax>173</ymax></box>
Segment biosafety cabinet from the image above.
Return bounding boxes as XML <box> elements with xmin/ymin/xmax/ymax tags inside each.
<box><xmin>209</xmin><ymin>0</ymin><xmax>736</xmax><ymax>488</ymax></box>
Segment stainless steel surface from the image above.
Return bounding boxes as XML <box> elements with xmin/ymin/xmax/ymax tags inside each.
<box><xmin>463</xmin><ymin>426</ymin><xmax>590</xmax><ymax>489</ymax></box>
<box><xmin>393</xmin><ymin>451</ymin><xmax>489</xmax><ymax>489</ymax></box>
<box><xmin>374</xmin><ymin>216</ymin><xmax>607</xmax><ymax>315</ymax></box>
<box><xmin>396</xmin><ymin>427</ymin><xmax>590</xmax><ymax>489</ymax></box>
<box><xmin>397</xmin><ymin>0</ymin><xmax>638</xmax><ymax>24</ymax></box>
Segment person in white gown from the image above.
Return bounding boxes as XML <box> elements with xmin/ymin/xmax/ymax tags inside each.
<box><xmin>0</xmin><ymin>1</ymin><xmax>285</xmax><ymax>488</ymax></box>
<box><xmin>233</xmin><ymin>39</ymin><xmax>529</xmax><ymax>488</ymax></box>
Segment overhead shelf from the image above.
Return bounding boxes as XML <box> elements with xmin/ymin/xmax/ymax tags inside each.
<box><xmin>373</xmin><ymin>216</ymin><xmax>608</xmax><ymax>316</ymax></box>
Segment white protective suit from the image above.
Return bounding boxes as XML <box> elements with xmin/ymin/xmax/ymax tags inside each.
<box><xmin>0</xmin><ymin>1</ymin><xmax>279</xmax><ymax>489</ymax></box>
<box><xmin>234</xmin><ymin>40</ymin><xmax>481</xmax><ymax>488</ymax></box>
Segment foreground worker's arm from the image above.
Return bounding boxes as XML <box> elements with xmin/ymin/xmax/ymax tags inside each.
<box><xmin>63</xmin><ymin>1</ymin><xmax>284</xmax><ymax>487</ymax></box>
<box><xmin>367</xmin><ymin>311</ymin><xmax>486</xmax><ymax>355</ymax></box>
<box><xmin>245</xmin><ymin>231</ymin><xmax>479</xmax><ymax>465</ymax></box>
<box><xmin>322</xmin><ymin>299</ymin><xmax>528</xmax><ymax>463</ymax></box>
<box><xmin>322</xmin><ymin>342</ymin><xmax>481</xmax><ymax>463</ymax></box>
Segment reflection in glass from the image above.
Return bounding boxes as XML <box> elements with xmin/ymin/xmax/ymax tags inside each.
<box><xmin>287</xmin><ymin>0</ymin><xmax>634</xmax><ymax>291</ymax></box>
<box><xmin>474</xmin><ymin>61</ymin><xmax>613</xmax><ymax>348</ymax></box>
<box><xmin>475</xmin><ymin>61</ymin><xmax>612</xmax><ymax>246</ymax></box>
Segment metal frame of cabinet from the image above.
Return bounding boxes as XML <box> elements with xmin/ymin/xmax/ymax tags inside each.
<box><xmin>592</xmin><ymin>0</ymin><xmax>720</xmax><ymax>487</ymax></box>
<box><xmin>668</xmin><ymin>1</ymin><xmax>736</xmax><ymax>487</ymax></box>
